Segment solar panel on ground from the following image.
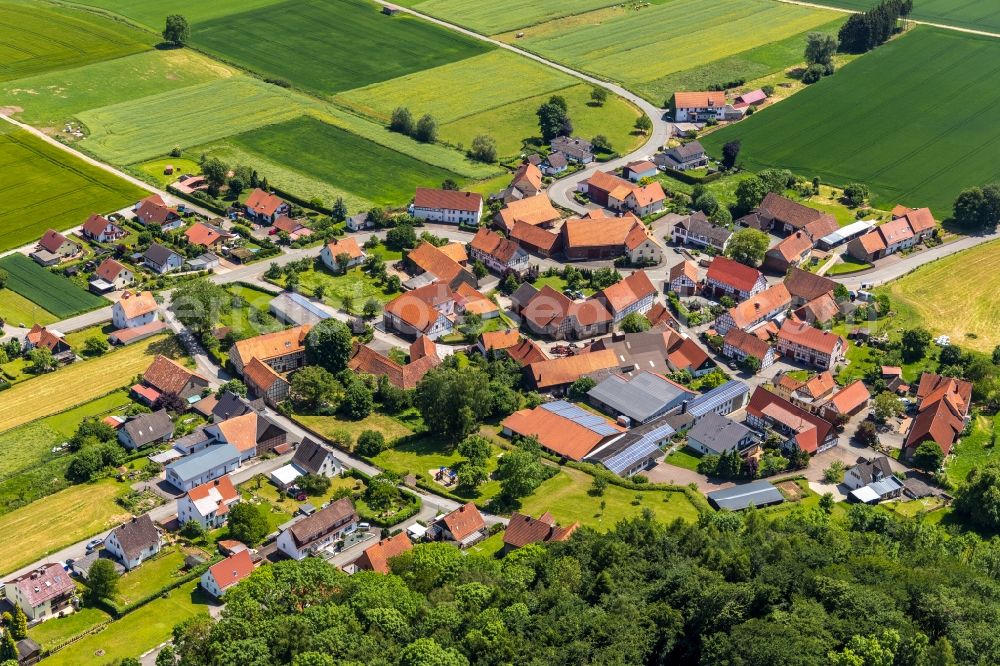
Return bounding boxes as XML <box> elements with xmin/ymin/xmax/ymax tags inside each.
<box><xmin>687</xmin><ymin>380</ymin><xmax>749</xmax><ymax>418</ymax></box>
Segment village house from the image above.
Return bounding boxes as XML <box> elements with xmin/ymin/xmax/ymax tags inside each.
<box><xmin>271</xmin><ymin>215</ymin><xmax>312</xmax><ymax>241</ymax></box>
<box><xmin>404</xmin><ymin>241</ymin><xmax>477</xmax><ymax>291</ymax></box>
<box><xmin>523</xmin><ymin>350</ymin><xmax>620</xmax><ymax>394</ymax></box>
<box><xmin>411</xmin><ymin>188</ymin><xmax>483</xmax><ymax>226</ymax></box>
<box><xmin>541</xmin><ymin>151</ymin><xmax>568</xmax><ymax>174</ymax></box>
<box><xmin>468</xmin><ymin>227</ymin><xmax>530</xmax><ymax>276</ymax></box>
<box><xmin>846</xmin><ymin>208</ymin><xmax>936</xmax><ymax>262</ymax></box>
<box><xmin>205</xmin><ymin>411</ymin><xmax>276</xmax><ymax>461</ymax></box>
<box><xmin>229</xmin><ymin>325</ymin><xmax>311</xmax><ymax>376</ymax></box>
<box><xmin>177</xmin><ymin>476</ymin><xmax>240</xmax><ymax>530</ymax></box>
<box><xmin>243</xmin><ymin>356</ymin><xmax>291</xmax><ymax>407</ymax></box>
<box><xmin>503</xmin><ymin>400</ymin><xmax>625</xmax><ymax>461</ymax></box>
<box><xmin>772</xmin><ymin>371</ymin><xmax>837</xmax><ymax>410</ymax></box>
<box><xmin>671</xmin><ymin>211</ymin><xmax>732</xmax><ymax>252</ymax></box>
<box><xmin>30</xmin><ymin>229</ymin><xmax>80</xmax><ymax>266</ymax></box>
<box><xmin>320</xmin><ymin>237</ymin><xmax>365</xmax><ymax>272</ymax></box>
<box><xmin>775</xmin><ymin>320</ymin><xmax>846</xmax><ymax>370</ymax></box>
<box><xmin>3</xmin><ymin>563</ymin><xmax>76</xmax><ymax>621</ymax></box>
<box><xmin>244</xmin><ymin>188</ymin><xmax>289</xmax><ymax>224</ymax></box>
<box><xmin>81</xmin><ymin>213</ymin><xmax>125</xmax><ymax>243</ymax></box>
<box><xmin>844</xmin><ymin>456</ymin><xmax>903</xmax><ymax>504</ymax></box>
<box><xmin>655</xmin><ymin>140</ymin><xmax>709</xmax><ymax>171</ymax></box>
<box><xmin>588</xmin><ymin>327</ymin><xmax>714</xmax><ymax>378</ymax></box>
<box><xmin>577</xmin><ymin>171</ymin><xmax>666</xmax><ymax>216</ymax></box>
<box><xmin>667</xmin><ymin>260</ymin><xmax>699</xmax><ymax>296</ymax></box>
<box><xmin>820</xmin><ymin>380</ymin><xmax>871</xmax><ymax>421</ymax></box>
<box><xmin>671</xmin><ymin>91</ymin><xmax>739</xmax><ymax>122</ymax></box>
<box><xmin>351</xmin><ymin>532</ymin><xmax>412</xmax><ymax>574</ymax></box>
<box><xmin>184</xmin><ymin>222</ymin><xmax>232</xmax><ymax>251</ymax></box>
<box><xmin>645</xmin><ymin>302</ymin><xmax>677</xmax><ymax>329</ymax></box>
<box><xmin>748</xmin><ymin>193</ymin><xmax>839</xmax><ymax>238</ymax></box>
<box><xmin>763</xmin><ymin>231</ymin><xmax>814</xmax><ymax>274</ymax></box>
<box><xmin>200</xmin><ymin>549</ymin><xmax>254</xmax><ymax>599</ymax></box>
<box><xmin>519</xmin><ymin>285</ymin><xmax>613</xmax><ymax>340</ymax></box>
<box><xmin>561</xmin><ymin>212</ymin><xmax>662</xmax><ymax>262</ymax></box>
<box><xmin>112</xmin><ymin>290</ymin><xmax>158</xmax><ymax>329</ymax></box>
<box><xmin>118</xmin><ymin>409</ymin><xmax>174</xmax><ymax>450</ymax></box>
<box><xmin>902</xmin><ymin>373</ymin><xmax>973</xmax><ymax>460</ymax></box>
<box><xmin>704</xmin><ymin>256</ymin><xmax>767</xmax><ymax>301</ymax></box>
<box><xmin>622</xmin><ymin>160</ymin><xmax>658</xmax><ymax>182</ymax></box>
<box><xmin>429</xmin><ymin>502</ymin><xmax>488</xmax><ymax>548</ymax></box>
<box><xmin>494</xmin><ymin>194</ymin><xmax>561</xmax><ymax>234</ymax></box>
<box><xmin>550</xmin><ymin>136</ymin><xmax>593</xmax><ymax>163</ymax></box>
<box><xmin>502</xmin><ymin>513</ymin><xmax>577</xmax><ymax>554</ymax></box>
<box><xmin>134</xmin><ymin>194</ymin><xmax>183</xmax><ymax>230</ymax></box>
<box><xmin>348</xmin><ymin>337</ymin><xmax>441</xmax><ymax>389</ymax></box>
<box><xmin>686</xmin><ymin>412</ymin><xmax>758</xmax><ymax>456</ymax></box>
<box><xmin>346</xmin><ymin>212</ymin><xmax>371</xmax><ymax>232</ymax></box>
<box><xmin>503</xmin><ymin>161</ymin><xmax>543</xmax><ymax>200</ymax></box>
<box><xmin>510</xmin><ymin>220</ymin><xmax>561</xmax><ymax>258</ymax></box>
<box><xmin>713</xmin><ymin>283</ymin><xmax>791</xmax><ymax>335</ymax></box>
<box><xmin>784</xmin><ymin>268</ymin><xmax>836</xmax><ymax>307</ymax></box>
<box><xmin>144</xmin><ymin>243</ymin><xmax>184</xmax><ymax>274</ymax></box>
<box><xmin>277</xmin><ymin>497</ymin><xmax>359</xmax><ymax>560</ymax></box>
<box><xmin>141</xmin><ymin>354</ymin><xmax>209</xmax><ymax>400</ymax></box>
<box><xmin>89</xmin><ymin>258</ymin><xmax>134</xmax><ymax>294</ymax></box>
<box><xmin>22</xmin><ymin>324</ymin><xmax>73</xmax><ymax>362</ymax></box>
<box><xmin>105</xmin><ymin>515</ymin><xmax>162</xmax><ymax>570</ymax></box>
<box><xmin>587</xmin><ymin>371</ymin><xmax>695</xmax><ymax>425</ymax></box>
<box><xmin>722</xmin><ymin>326</ymin><xmax>777</xmax><ymax>371</ymax></box>
<box><xmin>595</xmin><ymin>270</ymin><xmax>657</xmax><ymax>323</ymax></box>
<box><xmin>383</xmin><ymin>282</ymin><xmax>457</xmax><ymax>340</ymax></box>
<box><xmin>166</xmin><ymin>443</ymin><xmax>242</xmax><ymax>491</ymax></box>
<box><xmin>270</xmin><ymin>437</ymin><xmax>345</xmax><ymax>490</ymax></box>
<box><xmin>793</xmin><ymin>292</ymin><xmax>840</xmax><ymax>326</ymax></box>
<box><xmin>686</xmin><ymin>380</ymin><xmax>752</xmax><ymax>420</ymax></box>
<box><xmin>476</xmin><ymin>329</ymin><xmax>547</xmax><ymax>366</ymax></box>
<box><xmin>746</xmin><ymin>386</ymin><xmax>837</xmax><ymax>455</ymax></box>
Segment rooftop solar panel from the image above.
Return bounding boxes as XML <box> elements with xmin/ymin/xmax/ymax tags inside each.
<box><xmin>687</xmin><ymin>380</ymin><xmax>749</xmax><ymax>417</ymax></box>
<box><xmin>602</xmin><ymin>424</ymin><xmax>675</xmax><ymax>475</ymax></box>
<box><xmin>542</xmin><ymin>401</ymin><xmax>620</xmax><ymax>436</ymax></box>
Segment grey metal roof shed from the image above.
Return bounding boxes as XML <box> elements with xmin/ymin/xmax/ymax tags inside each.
<box><xmin>707</xmin><ymin>480</ymin><xmax>784</xmax><ymax>511</ymax></box>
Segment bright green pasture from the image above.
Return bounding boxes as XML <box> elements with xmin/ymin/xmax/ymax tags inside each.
<box><xmin>0</xmin><ymin>254</ymin><xmax>107</xmax><ymax>317</ymax></box>
<box><xmin>0</xmin><ymin>289</ymin><xmax>56</xmax><ymax>327</ymax></box>
<box><xmin>227</xmin><ymin>115</ymin><xmax>468</xmax><ymax>207</ymax></box>
<box><xmin>397</xmin><ymin>0</ymin><xmax>621</xmax><ymax>34</ymax></box>
<box><xmin>497</xmin><ymin>0</ymin><xmax>839</xmax><ymax>103</ymax></box>
<box><xmin>0</xmin><ymin>0</ymin><xmax>151</xmax><ymax>82</ymax></box>
<box><xmin>72</xmin><ymin>0</ymin><xmax>286</xmax><ymax>28</ymax></box>
<box><xmin>1</xmin><ymin>50</ymin><xmax>234</xmax><ymax>127</ymax></box>
<box><xmin>702</xmin><ymin>28</ymin><xmax>1000</xmax><ymax>217</ymax></box>
<box><xmin>193</xmin><ymin>0</ymin><xmax>492</xmax><ymax>96</ymax></box>
<box><xmin>806</xmin><ymin>0</ymin><xmax>1000</xmax><ymax>34</ymax></box>
<box><xmin>0</xmin><ymin>125</ymin><xmax>144</xmax><ymax>251</ymax></box>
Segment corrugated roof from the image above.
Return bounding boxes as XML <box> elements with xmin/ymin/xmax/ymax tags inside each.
<box><xmin>686</xmin><ymin>380</ymin><xmax>750</xmax><ymax>418</ymax></box>
<box><xmin>707</xmin><ymin>480</ymin><xmax>784</xmax><ymax>511</ymax></box>
<box><xmin>588</xmin><ymin>371</ymin><xmax>693</xmax><ymax>423</ymax></box>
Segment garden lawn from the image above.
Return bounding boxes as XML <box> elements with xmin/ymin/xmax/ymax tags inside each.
<box><xmin>296</xmin><ymin>413</ymin><xmax>414</xmax><ymax>445</ymax></box>
<box><xmin>495</xmin><ymin>0</ymin><xmax>839</xmax><ymax>104</ymax></box>
<box><xmin>398</xmin><ymin>0</ymin><xmax>620</xmax><ymax>34</ymax></box>
<box><xmin>441</xmin><ymin>83</ymin><xmax>642</xmax><ymax>159</ymax></box>
<box><xmin>665</xmin><ymin>447</ymin><xmax>703</xmax><ymax>472</ymax></box>
<box><xmin>0</xmin><ymin>125</ymin><xmax>145</xmax><ymax>252</ymax></box>
<box><xmin>43</xmin><ymin>582</ymin><xmax>212</xmax><ymax>666</ymax></box>
<box><xmin>807</xmin><ymin>0</ymin><xmax>1000</xmax><ymax>34</ymax></box>
<box><xmin>28</xmin><ymin>607</ymin><xmax>111</xmax><ymax>651</ymax></box>
<box><xmin>373</xmin><ymin>435</ymin><xmax>503</xmax><ymax>501</ymax></box>
<box><xmin>0</xmin><ymin>479</ymin><xmax>127</xmax><ymax>576</ymax></box>
<box><xmin>136</xmin><ymin>157</ymin><xmax>202</xmax><ymax>187</ymax></box>
<box><xmin>0</xmin><ymin>334</ymin><xmax>182</xmax><ymax>433</ymax></box>
<box><xmin>520</xmin><ymin>466</ymin><xmax>701</xmax><ymax>529</ymax></box>
<box><xmin>272</xmin><ymin>264</ymin><xmax>398</xmax><ymax>313</ymax></box>
<box><xmin>0</xmin><ymin>0</ymin><xmax>151</xmax><ymax>83</ymax></box>
<box><xmin>221</xmin><ymin>284</ymin><xmax>283</xmax><ymax>339</ymax></box>
<box><xmin>0</xmin><ymin>254</ymin><xmax>107</xmax><ymax>317</ymax></box>
<box><xmin>827</xmin><ymin>256</ymin><xmax>872</xmax><ymax>275</ymax></box>
<box><xmin>1</xmin><ymin>50</ymin><xmax>233</xmax><ymax>127</ymax></box>
<box><xmin>883</xmin><ymin>238</ymin><xmax>1000</xmax><ymax>354</ymax></box>
<box><xmin>702</xmin><ymin>28</ymin><xmax>1000</xmax><ymax>217</ymax></box>
<box><xmin>947</xmin><ymin>414</ymin><xmax>1000</xmax><ymax>487</ymax></box>
<box><xmin>531</xmin><ymin>275</ymin><xmax>595</xmax><ymax>297</ymax></box>
<box><xmin>114</xmin><ymin>546</ymin><xmax>189</xmax><ymax>607</ymax></box>
<box><xmin>228</xmin><ymin>116</ymin><xmax>469</xmax><ymax>208</ymax></box>
<box><xmin>0</xmin><ymin>288</ymin><xmax>56</xmax><ymax>326</ymax></box>
<box><xmin>193</xmin><ymin>0</ymin><xmax>491</xmax><ymax>96</ymax></box>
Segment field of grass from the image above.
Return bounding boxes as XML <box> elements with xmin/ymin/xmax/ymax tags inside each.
<box><xmin>44</xmin><ymin>581</ymin><xmax>212</xmax><ymax>666</ymax></box>
<box><xmin>114</xmin><ymin>547</ymin><xmax>189</xmax><ymax>606</ymax></box>
<box><xmin>883</xmin><ymin>238</ymin><xmax>1000</xmax><ymax>354</ymax></box>
<box><xmin>0</xmin><ymin>254</ymin><xmax>107</xmax><ymax>317</ymax></box>
<box><xmin>703</xmin><ymin>28</ymin><xmax>1000</xmax><ymax>217</ymax></box>
<box><xmin>520</xmin><ymin>466</ymin><xmax>701</xmax><ymax>529</ymax></box>
<box><xmin>665</xmin><ymin>447</ymin><xmax>703</xmax><ymax>472</ymax></box>
<box><xmin>194</xmin><ymin>0</ymin><xmax>491</xmax><ymax>96</ymax></box>
<box><xmin>0</xmin><ymin>124</ymin><xmax>145</xmax><ymax>251</ymax></box>
<box><xmin>135</xmin><ymin>156</ymin><xmax>202</xmax><ymax>187</ymax></box>
<box><xmin>0</xmin><ymin>334</ymin><xmax>181</xmax><ymax>433</ymax></box>
<box><xmin>271</xmin><ymin>264</ymin><xmax>398</xmax><ymax>313</ymax></box>
<box><xmin>495</xmin><ymin>0</ymin><xmax>839</xmax><ymax>104</ymax></box>
<box><xmin>809</xmin><ymin>0</ymin><xmax>1000</xmax><ymax>34</ymax></box>
<box><xmin>296</xmin><ymin>412</ymin><xmax>415</xmax><ymax>445</ymax></box>
<box><xmin>0</xmin><ymin>288</ymin><xmax>56</xmax><ymax>326</ymax></box>
<box><xmin>222</xmin><ymin>284</ymin><xmax>283</xmax><ymax>339</ymax></box>
<box><xmin>73</xmin><ymin>0</ymin><xmax>286</xmax><ymax>28</ymax></box>
<box><xmin>1</xmin><ymin>49</ymin><xmax>233</xmax><ymax>128</ymax></box>
<box><xmin>398</xmin><ymin>0</ymin><xmax>620</xmax><ymax>34</ymax></box>
<box><xmin>0</xmin><ymin>478</ymin><xmax>127</xmax><ymax>576</ymax></box>
<box><xmin>827</xmin><ymin>256</ymin><xmax>872</xmax><ymax>275</ymax></box>
<box><xmin>373</xmin><ymin>435</ymin><xmax>503</xmax><ymax>501</ymax></box>
<box><xmin>29</xmin><ymin>607</ymin><xmax>111</xmax><ymax>651</ymax></box>
<box><xmin>947</xmin><ymin>414</ymin><xmax>1000</xmax><ymax>486</ymax></box>
<box><xmin>0</xmin><ymin>0</ymin><xmax>151</xmax><ymax>83</ymax></box>
<box><xmin>442</xmin><ymin>83</ymin><xmax>642</xmax><ymax>159</ymax></box>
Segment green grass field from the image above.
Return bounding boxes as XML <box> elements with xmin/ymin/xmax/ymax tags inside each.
<box><xmin>29</xmin><ymin>607</ymin><xmax>111</xmax><ymax>652</ymax></box>
<box><xmin>73</xmin><ymin>0</ymin><xmax>285</xmax><ymax>28</ymax></box>
<box><xmin>222</xmin><ymin>284</ymin><xmax>283</xmax><ymax>339</ymax></box>
<box><xmin>947</xmin><ymin>414</ymin><xmax>1000</xmax><ymax>487</ymax></box>
<box><xmin>114</xmin><ymin>547</ymin><xmax>189</xmax><ymax>606</ymax></box>
<box><xmin>296</xmin><ymin>412</ymin><xmax>415</xmax><ymax>445</ymax></box>
<box><xmin>495</xmin><ymin>0</ymin><xmax>839</xmax><ymax>104</ymax></box>
<box><xmin>398</xmin><ymin>0</ymin><xmax>620</xmax><ymax>34</ymax></box>
<box><xmin>0</xmin><ymin>124</ymin><xmax>145</xmax><ymax>251</ymax></box>
<box><xmin>808</xmin><ymin>0</ymin><xmax>1000</xmax><ymax>34</ymax></box>
<box><xmin>373</xmin><ymin>435</ymin><xmax>504</xmax><ymax>502</ymax></box>
<box><xmin>0</xmin><ymin>288</ymin><xmax>56</xmax><ymax>326</ymax></box>
<box><xmin>194</xmin><ymin>0</ymin><xmax>492</xmax><ymax>96</ymax></box>
<box><xmin>703</xmin><ymin>28</ymin><xmax>1000</xmax><ymax>217</ymax></box>
<box><xmin>229</xmin><ymin>115</ymin><xmax>467</xmax><ymax>207</ymax></box>
<box><xmin>2</xmin><ymin>49</ymin><xmax>234</xmax><ymax>128</ymax></box>
<box><xmin>0</xmin><ymin>0</ymin><xmax>151</xmax><ymax>83</ymax></box>
<box><xmin>0</xmin><ymin>254</ymin><xmax>107</xmax><ymax>317</ymax></box>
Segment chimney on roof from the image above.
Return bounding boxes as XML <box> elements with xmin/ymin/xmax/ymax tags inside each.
<box><xmin>754</xmin><ymin>302</ymin><xmax>760</xmax><ymax>310</ymax></box>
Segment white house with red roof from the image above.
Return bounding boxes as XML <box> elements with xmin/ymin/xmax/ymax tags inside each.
<box><xmin>200</xmin><ymin>549</ymin><xmax>254</xmax><ymax>598</ymax></box>
<box><xmin>320</xmin><ymin>237</ymin><xmax>365</xmax><ymax>271</ymax></box>
<box><xmin>134</xmin><ymin>194</ymin><xmax>183</xmax><ymax>230</ymax></box>
<box><xmin>411</xmin><ymin>188</ymin><xmax>483</xmax><ymax>226</ymax></box>
<box><xmin>704</xmin><ymin>256</ymin><xmax>767</xmax><ymax>301</ymax></box>
<box><xmin>468</xmin><ymin>227</ymin><xmax>529</xmax><ymax>276</ymax></box>
<box><xmin>244</xmin><ymin>188</ymin><xmax>289</xmax><ymax>224</ymax></box>
<box><xmin>112</xmin><ymin>291</ymin><xmax>158</xmax><ymax>329</ymax></box>
<box><xmin>775</xmin><ymin>320</ymin><xmax>846</xmax><ymax>370</ymax></box>
<box><xmin>30</xmin><ymin>229</ymin><xmax>80</xmax><ymax>265</ymax></box>
<box><xmin>4</xmin><ymin>563</ymin><xmax>77</xmax><ymax>621</ymax></box>
<box><xmin>671</xmin><ymin>91</ymin><xmax>740</xmax><ymax>122</ymax></box>
<box><xmin>177</xmin><ymin>476</ymin><xmax>240</xmax><ymax>529</ymax></box>
<box><xmin>82</xmin><ymin>214</ymin><xmax>125</xmax><ymax>243</ymax></box>
<box><xmin>595</xmin><ymin>270</ymin><xmax>656</xmax><ymax>323</ymax></box>
<box><xmin>90</xmin><ymin>258</ymin><xmax>134</xmax><ymax>293</ymax></box>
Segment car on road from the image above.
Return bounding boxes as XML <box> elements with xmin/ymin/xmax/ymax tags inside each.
<box><xmin>85</xmin><ymin>538</ymin><xmax>104</xmax><ymax>554</ymax></box>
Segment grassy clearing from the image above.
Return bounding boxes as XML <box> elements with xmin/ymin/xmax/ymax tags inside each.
<box><xmin>442</xmin><ymin>83</ymin><xmax>642</xmax><ymax>159</ymax></box>
<box><xmin>0</xmin><ymin>124</ymin><xmax>145</xmax><ymax>251</ymax></box>
<box><xmin>114</xmin><ymin>546</ymin><xmax>189</xmax><ymax>606</ymax></box>
<box><xmin>0</xmin><ymin>0</ymin><xmax>151</xmax><ymax>83</ymax></box>
<box><xmin>520</xmin><ymin>466</ymin><xmax>700</xmax><ymax>529</ymax></box>
<box><xmin>296</xmin><ymin>412</ymin><xmax>415</xmax><ymax>445</ymax></box>
<box><xmin>398</xmin><ymin>0</ymin><xmax>620</xmax><ymax>34</ymax></box>
<box><xmin>496</xmin><ymin>0</ymin><xmax>838</xmax><ymax>104</ymax></box>
<box><xmin>229</xmin><ymin>116</ymin><xmax>467</xmax><ymax>207</ymax></box>
<box><xmin>222</xmin><ymin>284</ymin><xmax>283</xmax><ymax>339</ymax></box>
<box><xmin>135</xmin><ymin>156</ymin><xmax>202</xmax><ymax>187</ymax></box>
<box><xmin>193</xmin><ymin>0</ymin><xmax>491</xmax><ymax>96</ymax></box>
<box><xmin>270</xmin><ymin>264</ymin><xmax>398</xmax><ymax>312</ymax></box>
<box><xmin>703</xmin><ymin>28</ymin><xmax>1000</xmax><ymax>217</ymax></box>
<box><xmin>44</xmin><ymin>581</ymin><xmax>212</xmax><ymax>666</ymax></box>
<box><xmin>827</xmin><ymin>256</ymin><xmax>872</xmax><ymax>275</ymax></box>
<box><xmin>28</xmin><ymin>607</ymin><xmax>112</xmax><ymax>651</ymax></box>
<box><xmin>808</xmin><ymin>0</ymin><xmax>1000</xmax><ymax>34</ymax></box>
<box><xmin>0</xmin><ymin>479</ymin><xmax>127</xmax><ymax>576</ymax></box>
<box><xmin>0</xmin><ymin>334</ymin><xmax>181</xmax><ymax>433</ymax></box>
<box><xmin>947</xmin><ymin>414</ymin><xmax>1000</xmax><ymax>486</ymax></box>
<box><xmin>0</xmin><ymin>288</ymin><xmax>56</xmax><ymax>326</ymax></box>
<box><xmin>373</xmin><ymin>435</ymin><xmax>503</xmax><ymax>501</ymax></box>
<box><xmin>0</xmin><ymin>254</ymin><xmax>107</xmax><ymax>317</ymax></box>
<box><xmin>883</xmin><ymin>238</ymin><xmax>1000</xmax><ymax>354</ymax></box>
<box><xmin>2</xmin><ymin>49</ymin><xmax>233</xmax><ymax>128</ymax></box>
<box><xmin>335</xmin><ymin>50</ymin><xmax>576</xmax><ymax>124</ymax></box>
<box><xmin>665</xmin><ymin>447</ymin><xmax>703</xmax><ymax>472</ymax></box>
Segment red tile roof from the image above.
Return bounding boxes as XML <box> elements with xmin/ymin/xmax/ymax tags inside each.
<box><xmin>208</xmin><ymin>549</ymin><xmax>254</xmax><ymax>592</ymax></box>
<box><xmin>747</xmin><ymin>386</ymin><xmax>834</xmax><ymax>454</ymax></box>
<box><xmin>725</xmin><ymin>283</ymin><xmax>791</xmax><ymax>329</ymax></box>
<box><xmin>706</xmin><ymin>256</ymin><xmax>762</xmax><ymax>293</ymax></box>
<box><xmin>562</xmin><ymin>216</ymin><xmax>644</xmax><ymax>250</ymax></box>
<box><xmin>777</xmin><ymin>319</ymin><xmax>844</xmax><ymax>356</ymax></box>
<box><xmin>630</xmin><ymin>181</ymin><xmax>666</xmax><ymax>207</ymax></box>
<box><xmin>669</xmin><ymin>260</ymin><xmax>698</xmax><ymax>284</ymax></box>
<box><xmin>524</xmin><ymin>349</ymin><xmax>619</xmax><ymax>391</ymax></box>
<box><xmin>502</xmin><ymin>403</ymin><xmax>623</xmax><ymax>460</ymax></box>
<box><xmin>353</xmin><ymin>532</ymin><xmax>412</xmax><ymax>574</ymax></box>
<box><xmin>877</xmin><ymin>217</ymin><xmax>914</xmax><ymax>245</ymax></box>
<box><xmin>135</xmin><ymin>195</ymin><xmax>180</xmax><ymax>226</ymax></box>
<box><xmin>216</xmin><ymin>412</ymin><xmax>259</xmax><ymax>453</ymax></box>
<box><xmin>96</xmin><ymin>258</ymin><xmax>128</xmax><ymax>283</ymax></box>
<box><xmin>82</xmin><ymin>213</ymin><xmax>112</xmax><ymax>237</ymax></box>
<box><xmin>769</xmin><ymin>231</ymin><xmax>813</xmax><ymax>263</ymax></box>
<box><xmin>273</xmin><ymin>215</ymin><xmax>310</xmax><ymax>236</ymax></box>
<box><xmin>116</xmin><ymin>290</ymin><xmax>158</xmax><ymax>320</ymax></box>
<box><xmin>142</xmin><ymin>354</ymin><xmax>206</xmax><ymax>395</ymax></box>
<box><xmin>916</xmin><ymin>372</ymin><xmax>973</xmax><ymax>408</ymax></box>
<box><xmin>185</xmin><ymin>222</ymin><xmax>224</xmax><ymax>247</ymax></box>
<box><xmin>38</xmin><ymin>229</ymin><xmax>69</xmax><ymax>254</ymax></box>
<box><xmin>440</xmin><ymin>502</ymin><xmax>486</xmax><ymax>541</ymax></box>
<box><xmin>724</xmin><ymin>326</ymin><xmax>772</xmax><ymax>360</ymax></box>
<box><xmin>384</xmin><ymin>282</ymin><xmax>454</xmax><ymax>334</ymax></box>
<box><xmin>826</xmin><ymin>380</ymin><xmax>870</xmax><ymax>414</ymax></box>
<box><xmin>855</xmin><ymin>231</ymin><xmax>887</xmax><ymax>254</ymax></box>
<box><xmin>598</xmin><ymin>271</ymin><xmax>655</xmax><ymax>314</ymax></box>
<box><xmin>245</xmin><ymin>189</ymin><xmax>286</xmax><ymax>217</ymax></box>
<box><xmin>673</xmin><ymin>91</ymin><xmax>729</xmax><ymax>109</ymax></box>
<box><xmin>784</xmin><ymin>268</ymin><xmax>835</xmax><ymax>302</ymax></box>
<box><xmin>520</xmin><ymin>285</ymin><xmax>613</xmax><ymax>331</ymax></box>
<box><xmin>470</xmin><ymin>227</ymin><xmax>522</xmax><ymax>264</ymax></box>
<box><xmin>505</xmin><ymin>337</ymin><xmax>548</xmax><ymax>366</ymax></box>
<box><xmin>407</xmin><ymin>241</ymin><xmax>465</xmax><ymax>283</ymax></box>
<box><xmin>793</xmin><ymin>293</ymin><xmax>840</xmax><ymax>325</ymax></box>
<box><xmin>497</xmin><ymin>195</ymin><xmax>561</xmax><ymax>232</ymax></box>
<box><xmin>759</xmin><ymin>192</ymin><xmax>825</xmax><ymax>231</ymax></box>
<box><xmin>503</xmin><ymin>512</ymin><xmax>577</xmax><ymax>549</ymax></box>
<box><xmin>667</xmin><ymin>337</ymin><xmax>711</xmax><ymax>373</ymax></box>
<box><xmin>511</xmin><ymin>162</ymin><xmax>542</xmax><ymax>192</ymax></box>
<box><xmin>414</xmin><ymin>188</ymin><xmax>482</xmax><ymax>212</ymax></box>
<box><xmin>243</xmin><ymin>356</ymin><xmax>286</xmax><ymax>392</ymax></box>
<box><xmin>348</xmin><ymin>342</ymin><xmax>440</xmax><ymax>390</ymax></box>
<box><xmin>326</xmin><ymin>237</ymin><xmax>363</xmax><ymax>261</ymax></box>
<box><xmin>902</xmin><ymin>207</ymin><xmax>935</xmax><ymax>234</ymax></box>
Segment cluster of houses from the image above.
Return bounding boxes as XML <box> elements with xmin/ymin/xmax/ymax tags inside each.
<box><xmin>670</xmin><ymin>89</ymin><xmax>769</xmax><ymax>124</ymax></box>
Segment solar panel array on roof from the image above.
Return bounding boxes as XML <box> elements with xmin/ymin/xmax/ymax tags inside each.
<box><xmin>686</xmin><ymin>380</ymin><xmax>750</xmax><ymax>418</ymax></box>
<box><xmin>602</xmin><ymin>424</ymin><xmax>675</xmax><ymax>475</ymax></box>
<box><xmin>288</xmin><ymin>292</ymin><xmax>331</xmax><ymax>321</ymax></box>
<box><xmin>541</xmin><ymin>401</ymin><xmax>620</xmax><ymax>436</ymax></box>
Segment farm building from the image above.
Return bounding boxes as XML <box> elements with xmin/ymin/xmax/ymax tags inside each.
<box><xmin>411</xmin><ymin>188</ymin><xmax>482</xmax><ymax>226</ymax></box>
<box><xmin>707</xmin><ymin>481</ymin><xmax>784</xmax><ymax>511</ymax></box>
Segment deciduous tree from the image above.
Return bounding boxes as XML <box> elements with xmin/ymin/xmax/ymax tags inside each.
<box><xmin>227</xmin><ymin>503</ymin><xmax>269</xmax><ymax>546</ymax></box>
<box><xmin>162</xmin><ymin>15</ymin><xmax>190</xmax><ymax>46</ymax></box>
<box><xmin>305</xmin><ymin>319</ymin><xmax>353</xmax><ymax>373</ymax></box>
<box><xmin>726</xmin><ymin>228</ymin><xmax>770</xmax><ymax>267</ymax></box>
<box><xmin>86</xmin><ymin>558</ymin><xmax>119</xmax><ymax>604</ymax></box>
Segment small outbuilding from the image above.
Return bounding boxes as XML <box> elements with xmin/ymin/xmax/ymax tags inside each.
<box><xmin>707</xmin><ymin>480</ymin><xmax>784</xmax><ymax>511</ymax></box>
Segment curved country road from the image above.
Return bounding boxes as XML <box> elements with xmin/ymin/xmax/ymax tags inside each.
<box><xmin>371</xmin><ymin>0</ymin><xmax>671</xmax><ymax>214</ymax></box>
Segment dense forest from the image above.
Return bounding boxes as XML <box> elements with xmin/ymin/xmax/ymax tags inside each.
<box><xmin>168</xmin><ymin>506</ymin><xmax>1000</xmax><ymax>666</ymax></box>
